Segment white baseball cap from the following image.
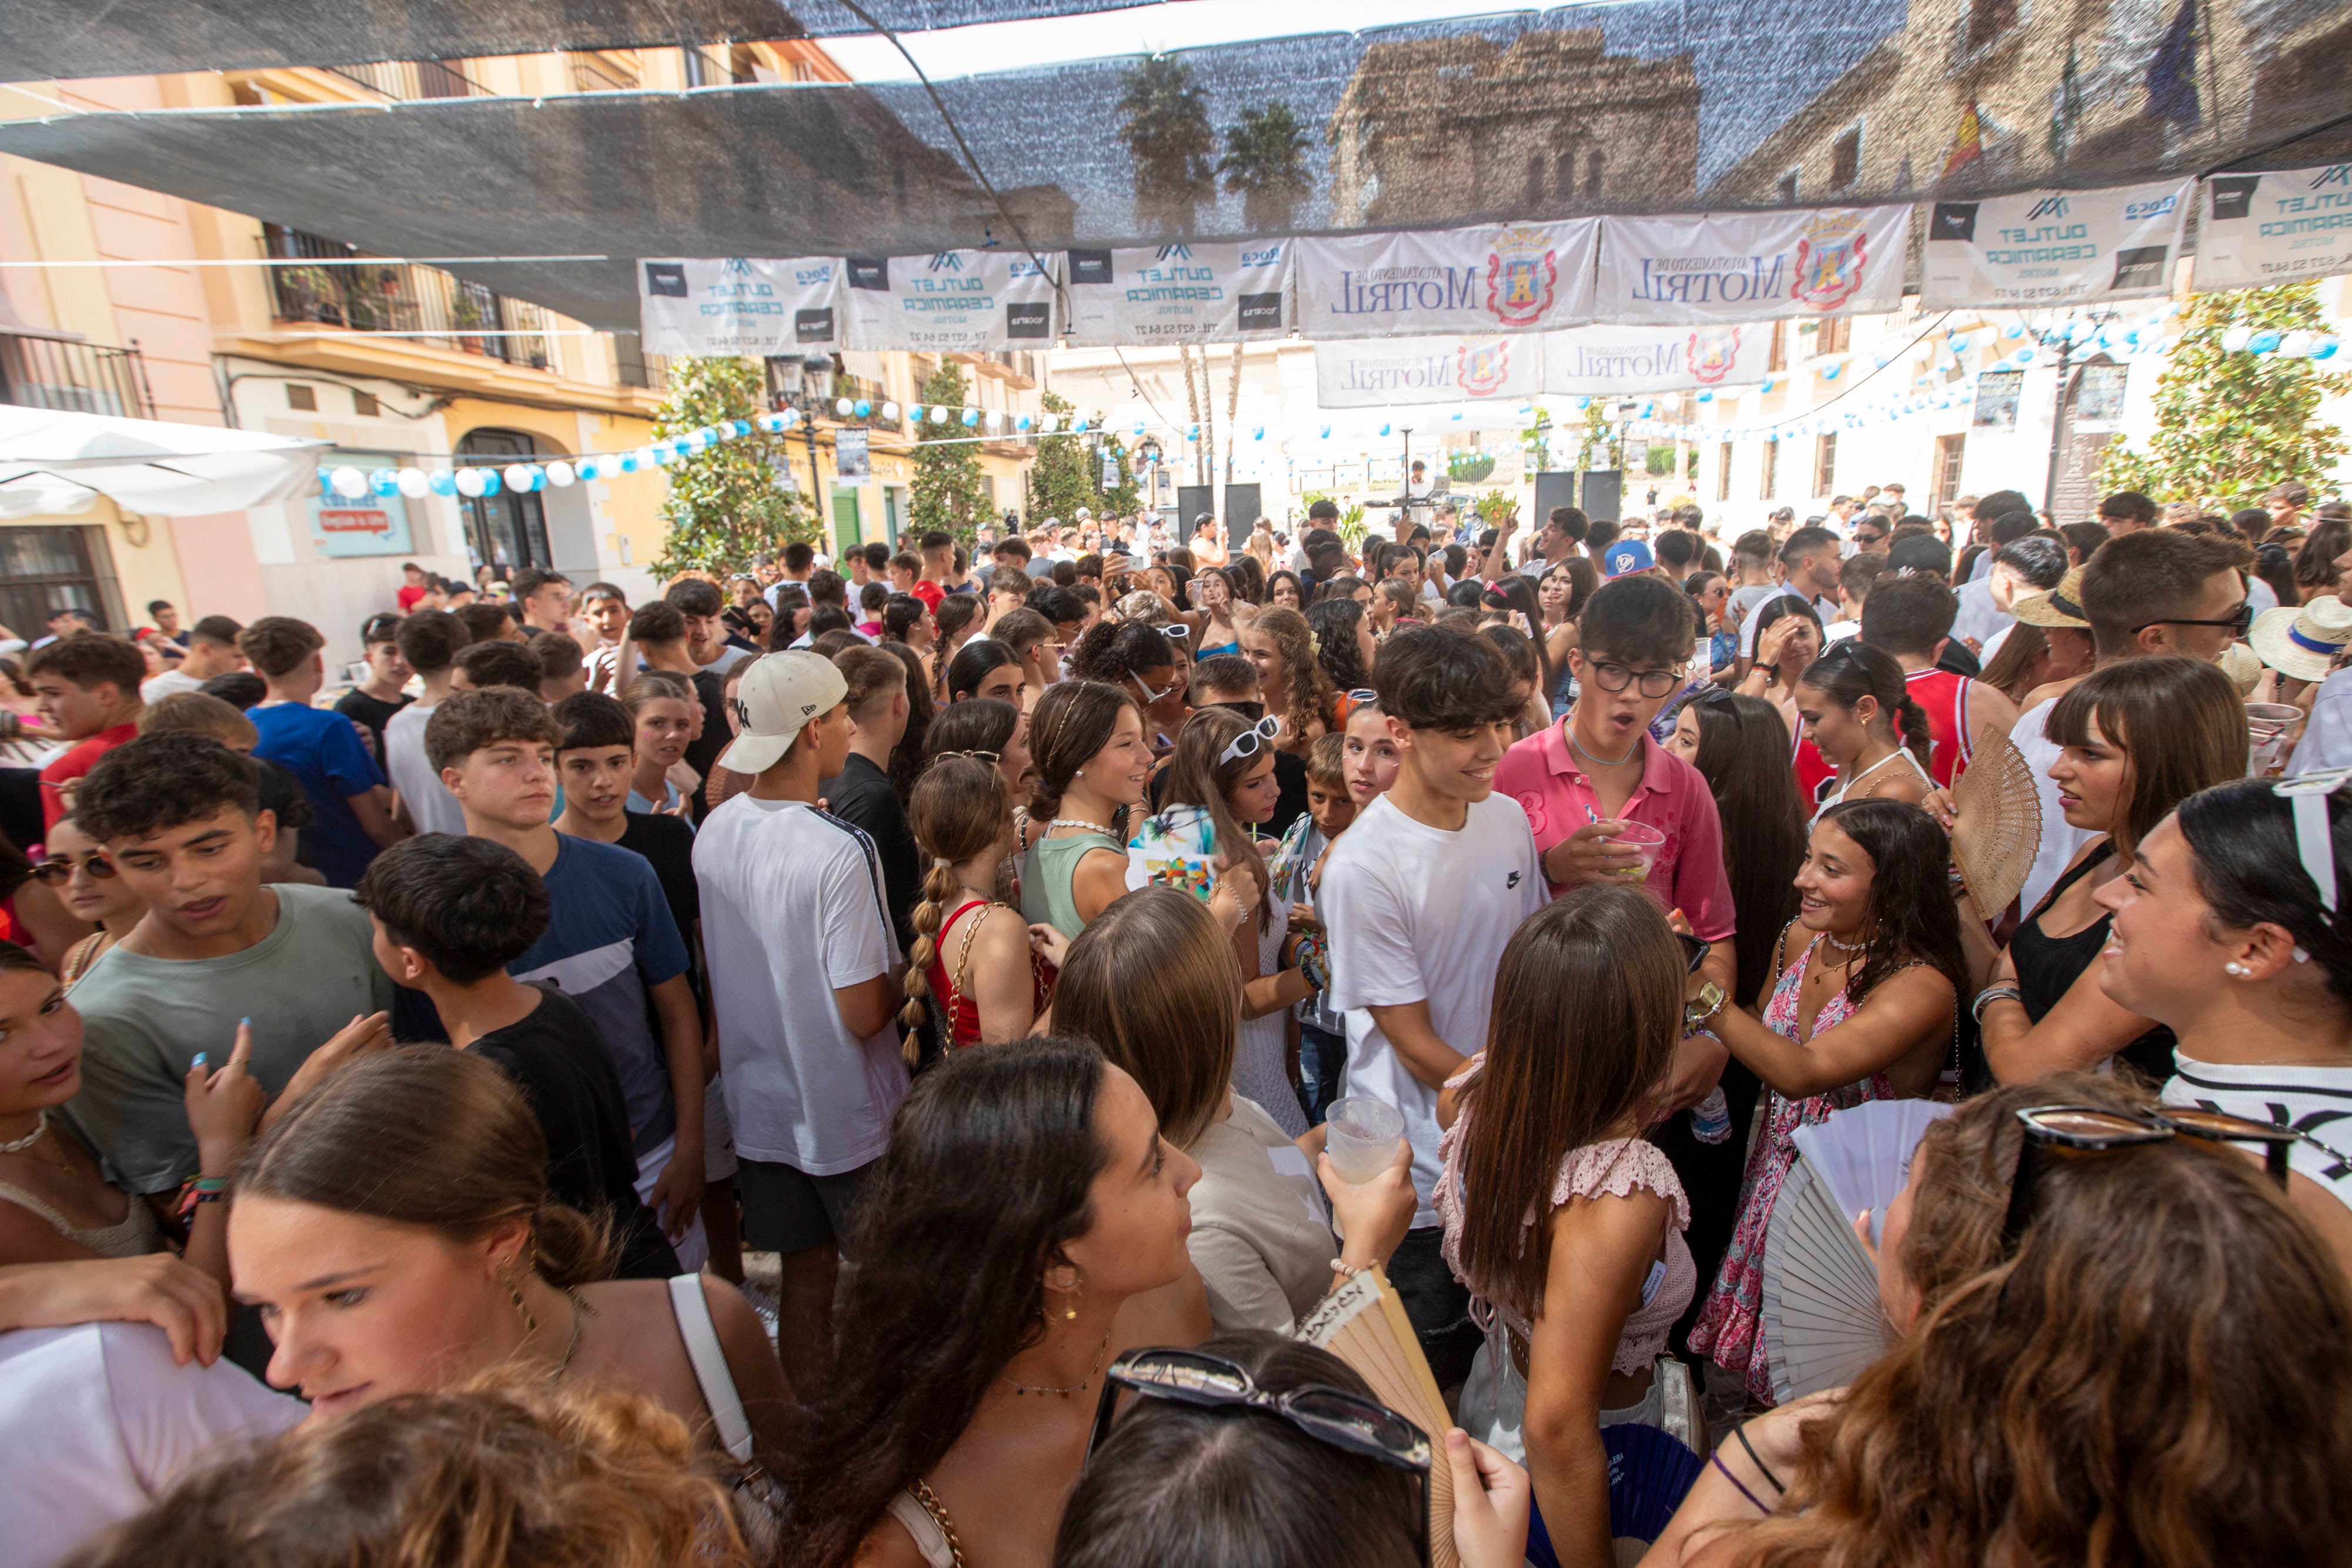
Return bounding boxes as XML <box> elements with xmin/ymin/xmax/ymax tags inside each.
<box><xmin>716</xmin><ymin>651</ymin><xmax>846</xmax><ymax>775</ymax></box>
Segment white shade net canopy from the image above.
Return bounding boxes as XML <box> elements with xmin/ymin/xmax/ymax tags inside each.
<box><xmin>0</xmin><ymin>404</ymin><xmax>326</xmax><ymax>520</ymax></box>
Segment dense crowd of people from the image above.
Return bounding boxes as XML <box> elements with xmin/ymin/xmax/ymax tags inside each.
<box><xmin>2</xmin><ymin>476</ymin><xmax>2351</xmax><ymax>1567</ymax></box>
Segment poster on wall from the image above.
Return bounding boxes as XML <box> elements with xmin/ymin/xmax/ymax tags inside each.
<box><xmin>1922</xmin><ymin>180</ymin><xmax>2191</xmax><ymax>307</ymax></box>
<box><xmin>1295</xmin><ymin>221</ymin><xmax>1598</xmax><ymax>340</ymax></box>
<box><xmin>2194</xmin><ymin>162</ymin><xmax>2352</xmax><ymax>291</ymax></box>
<box><xmin>1972</xmin><ymin>369</ymin><xmax>2024</xmax><ymax>430</ymax></box>
<box><xmin>839</xmin><ymin>250</ymin><xmax>1057</xmax><ymax>352</ymax></box>
<box><xmin>1541</xmin><ymin>322</ymin><xmax>1772</xmax><ymax>393</ymax></box>
<box><xmin>1314</xmin><ymin>335</ymin><xmax>1544</xmax><ymax>407</ymax></box>
<box><xmin>638</xmin><ymin>258</ymin><xmax>840</xmax><ymax>355</ymax></box>
<box><xmin>1061</xmin><ymin>240</ymin><xmax>1289</xmax><ymax>344</ymax></box>
<box><xmin>834</xmin><ymin>427</ymin><xmax>871</xmax><ymax>481</ymax></box>
<box><xmin>305</xmin><ymin>456</ymin><xmax>415</xmax><ymax>557</ymax></box>
<box><xmin>1595</xmin><ymin>206</ymin><xmax>1908</xmax><ymax>324</ymax></box>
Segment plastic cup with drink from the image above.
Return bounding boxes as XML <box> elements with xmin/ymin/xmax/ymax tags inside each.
<box><xmin>2246</xmin><ymin>702</ymin><xmax>2300</xmax><ymax>778</ymax></box>
<box><xmin>1602</xmin><ymin>819</ymin><xmax>1667</xmax><ymax>883</ymax></box>
<box><xmin>1324</xmin><ymin>1096</ymin><xmax>1406</xmax><ymax>1185</ymax></box>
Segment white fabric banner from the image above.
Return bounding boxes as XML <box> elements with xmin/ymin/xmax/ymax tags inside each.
<box><xmin>1595</xmin><ymin>206</ymin><xmax>1908</xmax><ymax>324</ymax></box>
<box><xmin>1295</xmin><ymin>221</ymin><xmax>1598</xmax><ymax>340</ymax></box>
<box><xmin>1922</xmin><ymin>180</ymin><xmax>2191</xmax><ymax>307</ymax></box>
<box><xmin>1313</xmin><ymin>335</ymin><xmax>1543</xmax><ymax>408</ymax></box>
<box><xmin>1541</xmin><ymin>322</ymin><xmax>1771</xmax><ymax>394</ymax></box>
<box><xmin>637</xmin><ymin>258</ymin><xmax>841</xmax><ymax>355</ymax></box>
<box><xmin>838</xmin><ymin>250</ymin><xmax>1058</xmax><ymax>352</ymax></box>
<box><xmin>2194</xmin><ymin>162</ymin><xmax>2352</xmax><ymax>292</ymax></box>
<box><xmin>1061</xmin><ymin>240</ymin><xmax>1290</xmax><ymax>344</ymax></box>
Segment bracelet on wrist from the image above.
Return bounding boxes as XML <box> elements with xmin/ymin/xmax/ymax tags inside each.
<box><xmin>1970</xmin><ymin>985</ymin><xmax>2023</xmax><ymax>1025</ymax></box>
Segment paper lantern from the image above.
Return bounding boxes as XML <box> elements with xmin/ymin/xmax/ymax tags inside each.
<box><xmin>881</xmin><ymin>402</ymin><xmax>900</xmax><ymax>421</ymax></box>
<box><xmin>854</xmin><ymin>399</ymin><xmax>873</xmax><ymax>417</ymax></box>
<box><xmin>330</xmin><ymin>466</ymin><xmax>369</xmax><ymax>499</ymax></box>
<box><xmin>395</xmin><ymin>468</ymin><xmax>430</xmax><ymax>498</ymax></box>
<box><xmin>2221</xmin><ymin>326</ymin><xmax>2256</xmax><ymax>352</ymax></box>
<box><xmin>961</xmin><ymin>409</ymin><xmax>980</xmax><ymax>427</ymax></box>
<box><xmin>480</xmin><ymin>470</ymin><xmax>502</xmax><ymax>497</ymax></box>
<box><xmin>454</xmin><ymin>467</ymin><xmax>487</xmax><ymax>497</ymax></box>
<box><xmin>368</xmin><ymin>467</ymin><xmax>399</xmax><ymax>497</ymax></box>
<box><xmin>427</xmin><ymin>470</ymin><xmax>457</xmax><ymax>497</ymax></box>
<box><xmin>2247</xmin><ymin>330</ymin><xmax>2283</xmax><ymax>355</ymax></box>
<box><xmin>500</xmin><ymin>464</ymin><xmax>532</xmax><ymax>493</ymax></box>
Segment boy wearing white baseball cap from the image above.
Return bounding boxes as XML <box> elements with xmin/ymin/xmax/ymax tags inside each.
<box><xmin>691</xmin><ymin>651</ymin><xmax>907</xmax><ymax>1389</ymax></box>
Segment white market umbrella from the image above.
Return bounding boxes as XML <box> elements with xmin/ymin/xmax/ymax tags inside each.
<box><xmin>0</xmin><ymin>403</ymin><xmax>325</xmax><ymax>519</ymax></box>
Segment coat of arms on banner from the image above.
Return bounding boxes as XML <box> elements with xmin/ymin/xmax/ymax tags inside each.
<box><xmin>1791</xmin><ymin>212</ymin><xmax>1870</xmax><ymax>312</ymax></box>
<box><xmin>1485</xmin><ymin>229</ymin><xmax>1558</xmax><ymax>327</ymax></box>
<box><xmin>1456</xmin><ymin>339</ymin><xmax>1512</xmax><ymax>396</ymax></box>
<box><xmin>1689</xmin><ymin>328</ymin><xmax>1742</xmax><ymax>384</ymax></box>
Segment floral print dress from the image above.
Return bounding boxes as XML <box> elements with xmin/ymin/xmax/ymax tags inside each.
<box><xmin>1686</xmin><ymin>934</ymin><xmax>1893</xmax><ymax>1407</ymax></box>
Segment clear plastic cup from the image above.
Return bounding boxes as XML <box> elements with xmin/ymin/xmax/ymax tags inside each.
<box><xmin>1606</xmin><ymin>820</ymin><xmax>1668</xmax><ymax>882</ymax></box>
<box><xmin>2246</xmin><ymin>702</ymin><xmax>2300</xmax><ymax>778</ymax></box>
<box><xmin>1324</xmin><ymin>1096</ymin><xmax>1406</xmax><ymax>1185</ymax></box>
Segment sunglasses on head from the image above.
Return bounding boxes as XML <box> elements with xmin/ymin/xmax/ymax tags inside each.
<box><xmin>1090</xmin><ymin>1348</ymin><xmax>1433</xmax><ymax>1566</ymax></box>
<box><xmin>1218</xmin><ymin>713</ymin><xmax>1284</xmax><ymax>767</ymax></box>
<box><xmin>2000</xmin><ymin>1104</ymin><xmax>2310</xmax><ymax>1252</ymax></box>
<box><xmin>30</xmin><ymin>852</ymin><xmax>115</xmax><ymax>885</ymax></box>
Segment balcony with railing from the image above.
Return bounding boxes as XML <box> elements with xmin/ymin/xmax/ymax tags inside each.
<box><xmin>263</xmin><ymin>225</ymin><xmax>555</xmax><ymax>372</ymax></box>
<box><xmin>0</xmin><ymin>331</ymin><xmax>153</xmax><ymax>419</ymax></box>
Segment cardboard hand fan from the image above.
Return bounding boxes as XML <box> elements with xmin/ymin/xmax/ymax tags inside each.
<box><xmin>1295</xmin><ymin>1266</ymin><xmax>1458</xmax><ymax>1568</ymax></box>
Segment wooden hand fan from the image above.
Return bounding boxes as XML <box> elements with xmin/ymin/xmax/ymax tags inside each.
<box><xmin>1950</xmin><ymin>724</ymin><xmax>2040</xmax><ymax>922</ymax></box>
<box><xmin>1295</xmin><ymin>1266</ymin><xmax>1458</xmax><ymax>1568</ymax></box>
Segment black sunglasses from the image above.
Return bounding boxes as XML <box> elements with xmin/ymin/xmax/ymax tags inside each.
<box><xmin>30</xmin><ymin>852</ymin><xmax>115</xmax><ymax>885</ymax></box>
<box><xmin>1088</xmin><ymin>1348</ymin><xmax>1433</xmax><ymax>1565</ymax></box>
<box><xmin>2000</xmin><ymin>1104</ymin><xmax>2303</xmax><ymax>1252</ymax></box>
<box><xmin>2129</xmin><ymin>600</ymin><xmax>2253</xmax><ymax>638</ymax></box>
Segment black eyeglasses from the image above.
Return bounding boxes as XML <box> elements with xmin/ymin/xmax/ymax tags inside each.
<box><xmin>2000</xmin><ymin>1104</ymin><xmax>2303</xmax><ymax>1252</ymax></box>
<box><xmin>30</xmin><ymin>852</ymin><xmax>115</xmax><ymax>885</ymax></box>
<box><xmin>2129</xmin><ymin>600</ymin><xmax>2253</xmax><ymax>637</ymax></box>
<box><xmin>1585</xmin><ymin>660</ymin><xmax>1683</xmax><ymax>698</ymax></box>
<box><xmin>1088</xmin><ymin>1348</ymin><xmax>1432</xmax><ymax>1565</ymax></box>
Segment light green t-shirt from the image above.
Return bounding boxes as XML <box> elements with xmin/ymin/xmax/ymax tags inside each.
<box><xmin>64</xmin><ymin>883</ymin><xmax>393</xmax><ymax>1195</ymax></box>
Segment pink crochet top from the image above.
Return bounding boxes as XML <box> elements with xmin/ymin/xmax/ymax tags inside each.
<box><xmin>1435</xmin><ymin>1056</ymin><xmax>1696</xmax><ymax>1377</ymax></box>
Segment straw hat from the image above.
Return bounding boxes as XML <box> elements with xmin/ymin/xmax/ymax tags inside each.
<box><xmin>2009</xmin><ymin>567</ymin><xmax>2089</xmax><ymax>630</ymax></box>
<box><xmin>2217</xmin><ymin>640</ymin><xmax>2266</xmax><ymax>697</ymax></box>
<box><xmin>2249</xmin><ymin>595</ymin><xmax>2352</xmax><ymax>683</ymax></box>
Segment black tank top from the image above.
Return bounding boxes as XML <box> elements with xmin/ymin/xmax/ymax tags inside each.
<box><xmin>2009</xmin><ymin>840</ymin><xmax>2177</xmax><ymax>1083</ymax></box>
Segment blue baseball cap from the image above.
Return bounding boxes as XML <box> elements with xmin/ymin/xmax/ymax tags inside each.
<box><xmin>1603</xmin><ymin>539</ymin><xmax>1655</xmax><ymax>578</ymax></box>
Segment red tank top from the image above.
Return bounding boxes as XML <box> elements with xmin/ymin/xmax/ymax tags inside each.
<box><xmin>927</xmin><ymin>899</ymin><xmax>1053</xmax><ymax>1049</ymax></box>
<box><xmin>1903</xmin><ymin>668</ymin><xmax>1974</xmax><ymax>788</ymax></box>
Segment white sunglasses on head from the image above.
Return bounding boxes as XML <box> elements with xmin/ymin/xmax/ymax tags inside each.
<box><xmin>1220</xmin><ymin>714</ymin><xmax>1283</xmax><ymax>767</ymax></box>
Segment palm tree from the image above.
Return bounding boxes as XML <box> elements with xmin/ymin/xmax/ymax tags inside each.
<box><xmin>1216</xmin><ymin>101</ymin><xmax>1314</xmax><ymax>234</ymax></box>
<box><xmin>1118</xmin><ymin>55</ymin><xmax>1216</xmax><ymax>237</ymax></box>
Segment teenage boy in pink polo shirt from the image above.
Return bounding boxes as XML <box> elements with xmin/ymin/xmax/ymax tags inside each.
<box><xmin>1494</xmin><ymin>574</ymin><xmax>1735</xmax><ymax>1085</ymax></box>
<box><xmin>1495</xmin><ymin>573</ymin><xmax>1744</xmax><ymax>1353</ymax></box>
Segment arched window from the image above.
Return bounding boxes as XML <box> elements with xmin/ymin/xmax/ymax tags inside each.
<box><xmin>455</xmin><ymin>428</ymin><xmax>557</xmax><ymax>576</ymax></box>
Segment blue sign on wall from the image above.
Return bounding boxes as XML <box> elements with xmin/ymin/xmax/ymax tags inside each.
<box><xmin>306</xmin><ymin>453</ymin><xmax>416</xmax><ymax>557</ymax></box>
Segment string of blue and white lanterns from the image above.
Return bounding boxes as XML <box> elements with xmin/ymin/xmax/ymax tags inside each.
<box><xmin>316</xmin><ymin>403</ymin><xmax>1121</xmax><ymax>500</ymax></box>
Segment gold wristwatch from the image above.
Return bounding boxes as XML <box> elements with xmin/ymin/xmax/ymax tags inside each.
<box><xmin>1683</xmin><ymin>981</ymin><xmax>1726</xmax><ymax>1034</ymax></box>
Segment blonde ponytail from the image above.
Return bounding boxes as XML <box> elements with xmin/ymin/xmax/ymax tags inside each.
<box><xmin>900</xmin><ymin>855</ymin><xmax>965</xmax><ymax>1047</ymax></box>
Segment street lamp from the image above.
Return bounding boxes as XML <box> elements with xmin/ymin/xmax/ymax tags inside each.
<box><xmin>768</xmin><ymin>353</ymin><xmax>837</xmax><ymax>546</ymax></box>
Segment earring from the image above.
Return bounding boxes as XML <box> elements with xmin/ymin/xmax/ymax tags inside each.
<box><xmin>501</xmin><ymin>1259</ymin><xmax>537</xmax><ymax>1338</ymax></box>
<box><xmin>1075</xmin><ymin>768</ymin><xmax>1085</xmax><ymax>777</ymax></box>
<box><xmin>2225</xmin><ymin>961</ymin><xmax>2251</xmax><ymax>977</ymax></box>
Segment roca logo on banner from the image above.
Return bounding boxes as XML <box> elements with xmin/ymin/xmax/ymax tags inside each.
<box><xmin>1484</xmin><ymin>229</ymin><xmax>1558</xmax><ymax>327</ymax></box>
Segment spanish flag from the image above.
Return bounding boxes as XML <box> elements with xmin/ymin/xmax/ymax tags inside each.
<box><xmin>1944</xmin><ymin>100</ymin><xmax>1984</xmax><ymax>176</ymax></box>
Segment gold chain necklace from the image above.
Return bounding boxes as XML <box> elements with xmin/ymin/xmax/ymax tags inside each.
<box><xmin>911</xmin><ymin>1478</ymin><xmax>969</xmax><ymax>1568</ymax></box>
<box><xmin>1000</xmin><ymin>1329</ymin><xmax>1111</xmax><ymax>1397</ymax></box>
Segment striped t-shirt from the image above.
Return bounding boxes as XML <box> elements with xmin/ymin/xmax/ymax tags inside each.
<box><xmin>2163</xmin><ymin>1054</ymin><xmax>2352</xmax><ymax>1217</ymax></box>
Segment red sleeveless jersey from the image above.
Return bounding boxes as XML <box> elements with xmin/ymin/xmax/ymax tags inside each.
<box><xmin>1904</xmin><ymin>667</ymin><xmax>1975</xmax><ymax>788</ymax></box>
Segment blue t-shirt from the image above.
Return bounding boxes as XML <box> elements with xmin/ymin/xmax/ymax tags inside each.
<box><xmin>507</xmin><ymin>835</ymin><xmax>692</xmax><ymax>1158</ymax></box>
<box><xmin>248</xmin><ymin>702</ymin><xmax>388</xmax><ymax>888</ymax></box>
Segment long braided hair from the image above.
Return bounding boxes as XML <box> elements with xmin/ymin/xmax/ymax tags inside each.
<box><xmin>898</xmin><ymin>753</ymin><xmax>1013</xmax><ymax>1047</ymax></box>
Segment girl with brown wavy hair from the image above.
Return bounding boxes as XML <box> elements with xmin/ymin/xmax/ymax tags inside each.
<box><xmin>1435</xmin><ymin>885</ymin><xmax>1695</xmax><ymax>1568</ymax></box>
<box><xmin>226</xmin><ymin>1048</ymin><xmax>790</xmax><ymax>1468</ymax></box>
<box><xmin>900</xmin><ymin>753</ymin><xmax>1064</xmax><ymax>1050</ymax></box>
<box><xmin>1651</xmin><ymin>1072</ymin><xmax>2352</xmax><ymax>1568</ymax></box>
<box><xmin>1239</xmin><ymin>606</ymin><xmax>1336</xmax><ymax>757</ymax></box>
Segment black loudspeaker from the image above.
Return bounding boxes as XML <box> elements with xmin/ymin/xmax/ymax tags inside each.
<box><xmin>1177</xmin><ymin>485</ymin><xmax>1215</xmax><ymax>542</ymax></box>
<box><xmin>1221</xmin><ymin>484</ymin><xmax>1261</xmax><ymax>548</ymax></box>
<box><xmin>1532</xmin><ymin>470</ymin><xmax>1579</xmax><ymax>530</ymax></box>
<box><xmin>1579</xmin><ymin>469</ymin><xmax>1622</xmax><ymax>524</ymax></box>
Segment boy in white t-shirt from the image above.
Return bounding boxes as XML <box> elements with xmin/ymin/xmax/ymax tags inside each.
<box><xmin>693</xmin><ymin>652</ymin><xmax>907</xmax><ymax>1393</ymax></box>
<box><xmin>1319</xmin><ymin>627</ymin><xmax>1546</xmax><ymax>1386</ymax></box>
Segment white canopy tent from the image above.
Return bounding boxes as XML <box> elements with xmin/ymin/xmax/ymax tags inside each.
<box><xmin>0</xmin><ymin>403</ymin><xmax>325</xmax><ymax>520</ymax></box>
